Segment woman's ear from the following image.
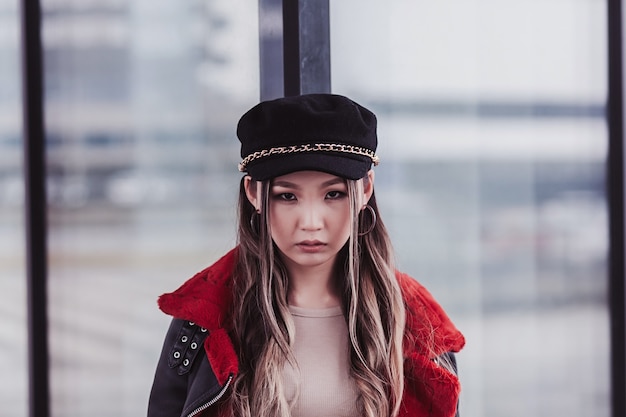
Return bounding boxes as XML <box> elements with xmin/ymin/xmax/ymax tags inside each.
<box><xmin>243</xmin><ymin>176</ymin><xmax>260</xmax><ymax>212</ymax></box>
<box><xmin>362</xmin><ymin>170</ymin><xmax>375</xmax><ymax>206</ymax></box>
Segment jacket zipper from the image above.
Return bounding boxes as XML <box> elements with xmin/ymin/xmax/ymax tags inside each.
<box><xmin>186</xmin><ymin>374</ymin><xmax>233</xmax><ymax>417</ymax></box>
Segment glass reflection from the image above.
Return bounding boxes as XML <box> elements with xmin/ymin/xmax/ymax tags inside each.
<box><xmin>0</xmin><ymin>0</ymin><xmax>27</xmax><ymax>415</ymax></box>
<box><xmin>331</xmin><ymin>1</ymin><xmax>608</xmax><ymax>416</ymax></box>
<box><xmin>42</xmin><ymin>0</ymin><xmax>259</xmax><ymax>415</ymax></box>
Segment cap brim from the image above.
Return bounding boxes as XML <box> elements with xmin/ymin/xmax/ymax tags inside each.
<box><xmin>245</xmin><ymin>153</ymin><xmax>371</xmax><ymax>181</ymax></box>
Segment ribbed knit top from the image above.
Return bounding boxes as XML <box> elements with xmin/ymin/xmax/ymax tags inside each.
<box><xmin>283</xmin><ymin>305</ymin><xmax>359</xmax><ymax>417</ymax></box>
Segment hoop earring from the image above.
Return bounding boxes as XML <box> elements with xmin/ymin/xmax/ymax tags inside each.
<box><xmin>358</xmin><ymin>204</ymin><xmax>376</xmax><ymax>236</ymax></box>
<box><xmin>250</xmin><ymin>210</ymin><xmax>261</xmax><ymax>234</ymax></box>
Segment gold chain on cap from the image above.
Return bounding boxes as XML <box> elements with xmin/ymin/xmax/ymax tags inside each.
<box><xmin>238</xmin><ymin>142</ymin><xmax>380</xmax><ymax>172</ymax></box>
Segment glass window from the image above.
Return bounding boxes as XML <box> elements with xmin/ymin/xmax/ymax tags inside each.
<box><xmin>42</xmin><ymin>0</ymin><xmax>259</xmax><ymax>414</ymax></box>
<box><xmin>331</xmin><ymin>1</ymin><xmax>608</xmax><ymax>416</ymax></box>
<box><xmin>0</xmin><ymin>0</ymin><xmax>27</xmax><ymax>415</ymax></box>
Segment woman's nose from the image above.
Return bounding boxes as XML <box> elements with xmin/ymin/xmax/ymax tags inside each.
<box><xmin>299</xmin><ymin>203</ymin><xmax>323</xmax><ymax>230</ymax></box>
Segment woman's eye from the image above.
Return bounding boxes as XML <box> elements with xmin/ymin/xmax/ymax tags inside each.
<box><xmin>326</xmin><ymin>190</ymin><xmax>346</xmax><ymax>199</ymax></box>
<box><xmin>277</xmin><ymin>193</ymin><xmax>296</xmax><ymax>201</ymax></box>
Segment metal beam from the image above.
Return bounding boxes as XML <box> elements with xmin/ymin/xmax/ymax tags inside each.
<box><xmin>259</xmin><ymin>0</ymin><xmax>284</xmax><ymax>100</ymax></box>
<box><xmin>607</xmin><ymin>0</ymin><xmax>626</xmax><ymax>416</ymax></box>
<box><xmin>259</xmin><ymin>0</ymin><xmax>331</xmax><ymax>100</ymax></box>
<box><xmin>19</xmin><ymin>0</ymin><xmax>50</xmax><ymax>416</ymax></box>
<box><xmin>282</xmin><ymin>0</ymin><xmax>330</xmax><ymax>96</ymax></box>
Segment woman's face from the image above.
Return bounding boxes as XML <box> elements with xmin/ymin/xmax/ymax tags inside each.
<box><xmin>246</xmin><ymin>170</ymin><xmax>373</xmax><ymax>277</ymax></box>
<box><xmin>268</xmin><ymin>171</ymin><xmax>351</xmax><ymax>274</ymax></box>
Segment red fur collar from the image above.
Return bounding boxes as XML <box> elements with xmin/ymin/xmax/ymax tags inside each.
<box><xmin>158</xmin><ymin>247</ymin><xmax>465</xmax><ymax>417</ymax></box>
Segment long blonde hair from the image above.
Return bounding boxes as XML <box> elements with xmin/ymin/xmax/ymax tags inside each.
<box><xmin>229</xmin><ymin>175</ymin><xmax>406</xmax><ymax>417</ymax></box>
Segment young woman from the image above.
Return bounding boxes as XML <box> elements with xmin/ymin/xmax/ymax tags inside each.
<box><xmin>148</xmin><ymin>94</ymin><xmax>465</xmax><ymax>417</ymax></box>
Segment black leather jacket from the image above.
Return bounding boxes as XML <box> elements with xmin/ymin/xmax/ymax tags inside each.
<box><xmin>148</xmin><ymin>319</ymin><xmax>227</xmax><ymax>417</ymax></box>
<box><xmin>147</xmin><ymin>249</ymin><xmax>464</xmax><ymax>417</ymax></box>
<box><xmin>147</xmin><ymin>319</ymin><xmax>460</xmax><ymax>417</ymax></box>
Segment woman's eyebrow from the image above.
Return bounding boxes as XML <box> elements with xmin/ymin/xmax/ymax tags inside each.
<box><xmin>322</xmin><ymin>178</ymin><xmax>346</xmax><ymax>187</ymax></box>
<box><xmin>271</xmin><ymin>180</ymin><xmax>299</xmax><ymax>189</ymax></box>
<box><xmin>271</xmin><ymin>177</ymin><xmax>345</xmax><ymax>189</ymax></box>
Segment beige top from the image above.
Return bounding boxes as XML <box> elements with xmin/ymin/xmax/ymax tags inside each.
<box><xmin>283</xmin><ymin>305</ymin><xmax>359</xmax><ymax>417</ymax></box>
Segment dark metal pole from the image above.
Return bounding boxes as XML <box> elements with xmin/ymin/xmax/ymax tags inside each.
<box><xmin>282</xmin><ymin>0</ymin><xmax>300</xmax><ymax>96</ymax></box>
<box><xmin>259</xmin><ymin>0</ymin><xmax>331</xmax><ymax>99</ymax></box>
<box><xmin>607</xmin><ymin>0</ymin><xmax>626</xmax><ymax>416</ymax></box>
<box><xmin>259</xmin><ymin>0</ymin><xmax>284</xmax><ymax>100</ymax></box>
<box><xmin>19</xmin><ymin>0</ymin><xmax>50</xmax><ymax>416</ymax></box>
<box><xmin>282</xmin><ymin>0</ymin><xmax>330</xmax><ymax>97</ymax></box>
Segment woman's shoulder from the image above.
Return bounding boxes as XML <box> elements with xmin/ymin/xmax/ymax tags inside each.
<box><xmin>395</xmin><ymin>270</ymin><xmax>465</xmax><ymax>354</ymax></box>
<box><xmin>395</xmin><ymin>270</ymin><xmax>445</xmax><ymax>312</ymax></box>
<box><xmin>157</xmin><ymin>247</ymin><xmax>239</xmax><ymax>330</ymax></box>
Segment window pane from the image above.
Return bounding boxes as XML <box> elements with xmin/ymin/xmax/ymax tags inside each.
<box><xmin>331</xmin><ymin>1</ymin><xmax>609</xmax><ymax>416</ymax></box>
<box><xmin>0</xmin><ymin>0</ymin><xmax>27</xmax><ymax>415</ymax></box>
<box><xmin>42</xmin><ymin>0</ymin><xmax>259</xmax><ymax>415</ymax></box>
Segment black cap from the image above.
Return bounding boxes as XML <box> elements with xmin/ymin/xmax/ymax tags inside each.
<box><xmin>237</xmin><ymin>94</ymin><xmax>379</xmax><ymax>181</ymax></box>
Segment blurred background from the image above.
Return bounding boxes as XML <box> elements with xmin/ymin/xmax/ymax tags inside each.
<box><xmin>0</xmin><ymin>0</ymin><xmax>609</xmax><ymax>416</ymax></box>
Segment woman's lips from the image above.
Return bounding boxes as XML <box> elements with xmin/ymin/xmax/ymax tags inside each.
<box><xmin>296</xmin><ymin>240</ymin><xmax>326</xmax><ymax>253</ymax></box>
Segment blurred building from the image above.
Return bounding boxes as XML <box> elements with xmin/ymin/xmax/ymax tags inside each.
<box><xmin>0</xmin><ymin>1</ymin><xmax>612</xmax><ymax>416</ymax></box>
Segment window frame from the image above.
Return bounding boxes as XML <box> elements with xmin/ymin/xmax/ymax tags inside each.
<box><xmin>19</xmin><ymin>0</ymin><xmax>624</xmax><ymax>416</ymax></box>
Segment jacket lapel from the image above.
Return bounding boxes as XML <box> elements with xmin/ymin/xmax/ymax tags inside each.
<box><xmin>158</xmin><ymin>248</ymin><xmax>240</xmax><ymax>386</ymax></box>
<box><xmin>158</xmin><ymin>248</ymin><xmax>465</xmax><ymax>417</ymax></box>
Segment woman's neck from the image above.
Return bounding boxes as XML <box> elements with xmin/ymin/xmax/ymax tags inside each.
<box><xmin>286</xmin><ymin>264</ymin><xmax>341</xmax><ymax>309</ymax></box>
